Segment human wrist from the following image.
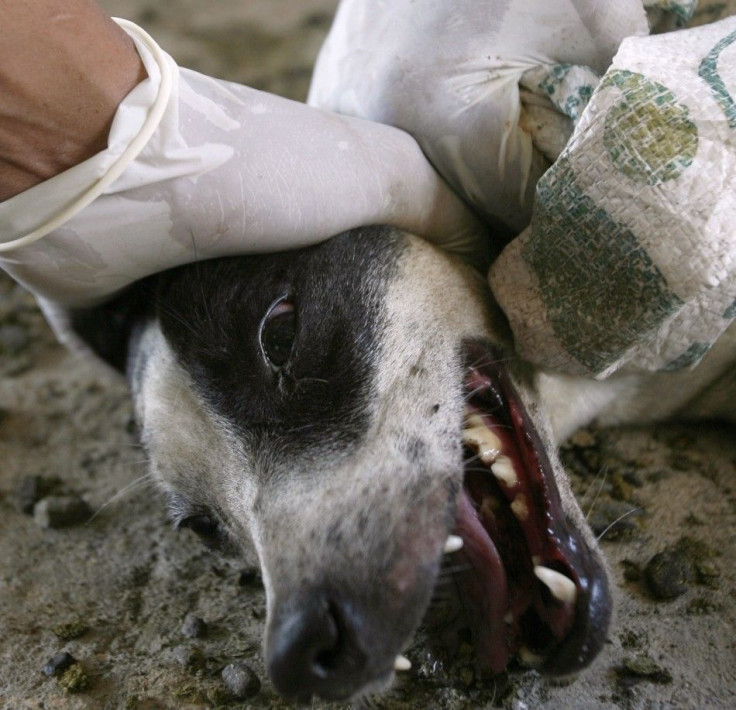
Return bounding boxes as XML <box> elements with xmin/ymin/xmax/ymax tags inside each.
<box><xmin>0</xmin><ymin>1</ymin><xmax>146</xmax><ymax>201</ymax></box>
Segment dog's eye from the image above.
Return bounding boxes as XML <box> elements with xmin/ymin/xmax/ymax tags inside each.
<box><xmin>178</xmin><ymin>514</ymin><xmax>221</xmax><ymax>549</ymax></box>
<box><xmin>260</xmin><ymin>298</ymin><xmax>296</xmax><ymax>371</ymax></box>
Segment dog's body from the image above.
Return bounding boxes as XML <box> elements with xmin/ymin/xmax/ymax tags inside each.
<box><xmin>67</xmin><ymin>227</ymin><xmax>734</xmax><ymax>702</ymax></box>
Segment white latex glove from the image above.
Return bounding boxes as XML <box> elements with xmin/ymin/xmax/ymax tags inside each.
<box><xmin>0</xmin><ymin>19</ymin><xmax>486</xmax><ymax>308</ymax></box>
<box><xmin>308</xmin><ymin>0</ymin><xmax>649</xmax><ymax>237</ymax></box>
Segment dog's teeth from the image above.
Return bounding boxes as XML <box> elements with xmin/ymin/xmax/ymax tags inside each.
<box><xmin>443</xmin><ymin>535</ymin><xmax>464</xmax><ymax>554</ymax></box>
<box><xmin>519</xmin><ymin>646</ymin><xmax>545</xmax><ymax>668</ymax></box>
<box><xmin>463</xmin><ymin>414</ymin><xmax>502</xmax><ymax>464</ymax></box>
<box><xmin>394</xmin><ymin>654</ymin><xmax>412</xmax><ymax>671</ymax></box>
<box><xmin>534</xmin><ymin>565</ymin><xmax>577</xmax><ymax>605</ymax></box>
<box><xmin>510</xmin><ymin>493</ymin><xmax>529</xmax><ymax>521</ymax></box>
<box><xmin>490</xmin><ymin>455</ymin><xmax>517</xmax><ymax>487</ymax></box>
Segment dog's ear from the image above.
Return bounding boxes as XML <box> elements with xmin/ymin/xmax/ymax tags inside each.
<box><xmin>39</xmin><ymin>282</ymin><xmax>153</xmax><ymax>375</ymax></box>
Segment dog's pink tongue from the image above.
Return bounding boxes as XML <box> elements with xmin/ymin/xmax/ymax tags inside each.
<box><xmin>454</xmin><ymin>490</ymin><xmax>508</xmax><ymax>673</ymax></box>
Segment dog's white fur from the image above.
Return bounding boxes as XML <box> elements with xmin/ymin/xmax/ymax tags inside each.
<box><xmin>70</xmin><ymin>229</ymin><xmax>734</xmax><ymax>701</ymax></box>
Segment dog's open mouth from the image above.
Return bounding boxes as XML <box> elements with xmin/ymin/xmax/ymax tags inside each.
<box><xmin>448</xmin><ymin>342</ymin><xmax>611</xmax><ymax>676</ymax></box>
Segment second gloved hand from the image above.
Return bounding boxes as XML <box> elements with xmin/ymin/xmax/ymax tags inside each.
<box><xmin>308</xmin><ymin>0</ymin><xmax>649</xmax><ymax>238</ymax></box>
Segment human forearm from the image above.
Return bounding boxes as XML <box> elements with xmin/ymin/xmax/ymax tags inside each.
<box><xmin>0</xmin><ymin>0</ymin><xmax>146</xmax><ymax>200</ymax></box>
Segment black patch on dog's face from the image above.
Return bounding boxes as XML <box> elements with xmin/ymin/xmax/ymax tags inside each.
<box><xmin>67</xmin><ymin>286</ymin><xmax>153</xmax><ymax>373</ymax></box>
<box><xmin>155</xmin><ymin>227</ymin><xmax>405</xmax><ymax>449</ymax></box>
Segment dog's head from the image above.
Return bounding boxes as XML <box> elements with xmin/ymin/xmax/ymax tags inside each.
<box><xmin>68</xmin><ymin>227</ymin><xmax>611</xmax><ymax>702</ymax></box>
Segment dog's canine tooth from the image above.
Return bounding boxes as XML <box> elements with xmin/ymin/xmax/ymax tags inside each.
<box><xmin>490</xmin><ymin>455</ymin><xmax>517</xmax><ymax>487</ymax></box>
<box><xmin>534</xmin><ymin>565</ymin><xmax>577</xmax><ymax>605</ymax></box>
<box><xmin>443</xmin><ymin>535</ymin><xmax>464</xmax><ymax>554</ymax></box>
<box><xmin>394</xmin><ymin>654</ymin><xmax>412</xmax><ymax>671</ymax></box>
<box><xmin>462</xmin><ymin>413</ymin><xmax>502</xmax><ymax>464</ymax></box>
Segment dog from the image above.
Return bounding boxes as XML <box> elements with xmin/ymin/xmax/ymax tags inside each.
<box><xmin>61</xmin><ymin>226</ymin><xmax>735</xmax><ymax>702</ymax></box>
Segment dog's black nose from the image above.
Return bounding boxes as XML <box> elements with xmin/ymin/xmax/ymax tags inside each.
<box><xmin>266</xmin><ymin>592</ymin><xmax>370</xmax><ymax>701</ymax></box>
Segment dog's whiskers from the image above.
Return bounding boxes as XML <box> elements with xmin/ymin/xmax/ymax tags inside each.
<box><xmin>596</xmin><ymin>506</ymin><xmax>643</xmax><ymax>541</ymax></box>
<box><xmin>466</xmin><ymin>352</ymin><xmax>519</xmax><ymax>370</ymax></box>
<box><xmin>584</xmin><ymin>466</ymin><xmax>609</xmax><ymax>521</ymax></box>
<box><xmin>87</xmin><ymin>472</ymin><xmax>157</xmax><ymax>524</ymax></box>
<box><xmin>155</xmin><ymin>302</ymin><xmax>200</xmax><ymax>339</ymax></box>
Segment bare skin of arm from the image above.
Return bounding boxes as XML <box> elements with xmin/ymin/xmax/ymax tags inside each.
<box><xmin>0</xmin><ymin>0</ymin><xmax>146</xmax><ymax>201</ymax></box>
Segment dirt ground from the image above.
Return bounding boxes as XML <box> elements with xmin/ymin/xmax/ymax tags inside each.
<box><xmin>1</xmin><ymin>1</ymin><xmax>735</xmax><ymax>708</ymax></box>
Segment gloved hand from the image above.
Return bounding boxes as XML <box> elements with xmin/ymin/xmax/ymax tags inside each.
<box><xmin>308</xmin><ymin>0</ymin><xmax>649</xmax><ymax>239</ymax></box>
<box><xmin>0</xmin><ymin>19</ymin><xmax>486</xmax><ymax>308</ymax></box>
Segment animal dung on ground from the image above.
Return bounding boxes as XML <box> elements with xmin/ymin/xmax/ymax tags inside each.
<box><xmin>33</xmin><ymin>495</ymin><xmax>91</xmax><ymax>529</ymax></box>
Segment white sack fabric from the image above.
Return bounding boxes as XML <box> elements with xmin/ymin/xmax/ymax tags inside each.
<box><xmin>310</xmin><ymin>0</ymin><xmax>736</xmax><ymax>377</ymax></box>
<box><xmin>490</xmin><ymin>16</ymin><xmax>736</xmax><ymax>376</ymax></box>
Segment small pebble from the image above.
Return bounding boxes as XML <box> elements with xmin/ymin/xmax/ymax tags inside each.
<box><xmin>181</xmin><ymin>613</ymin><xmax>207</xmax><ymax>639</ymax></box>
<box><xmin>42</xmin><ymin>652</ymin><xmax>77</xmax><ymax>677</ymax></box>
<box><xmin>221</xmin><ymin>662</ymin><xmax>261</xmax><ymax>699</ymax></box>
<box><xmin>237</xmin><ymin>568</ymin><xmax>262</xmax><ymax>587</ymax></box>
<box><xmin>645</xmin><ymin>549</ymin><xmax>693</xmax><ymax>600</ymax></box>
<box><xmin>34</xmin><ymin>495</ymin><xmax>91</xmax><ymax>529</ymax></box>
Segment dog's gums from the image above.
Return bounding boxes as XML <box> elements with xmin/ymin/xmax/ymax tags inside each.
<box><xmin>452</xmin><ymin>343</ymin><xmax>611</xmax><ymax>675</ymax></box>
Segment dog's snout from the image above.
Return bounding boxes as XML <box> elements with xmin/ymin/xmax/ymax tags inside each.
<box><xmin>266</xmin><ymin>592</ymin><xmax>369</xmax><ymax>701</ymax></box>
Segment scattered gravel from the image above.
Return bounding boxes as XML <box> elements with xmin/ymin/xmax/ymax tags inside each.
<box><xmin>221</xmin><ymin>661</ymin><xmax>261</xmax><ymax>699</ymax></box>
<box><xmin>172</xmin><ymin>644</ymin><xmax>206</xmax><ymax>671</ymax></box>
<box><xmin>41</xmin><ymin>652</ymin><xmax>77</xmax><ymax>677</ymax></box>
<box><xmin>181</xmin><ymin>613</ymin><xmax>208</xmax><ymax>638</ymax></box>
<box><xmin>616</xmin><ymin>654</ymin><xmax>673</xmax><ymax>684</ymax></box>
<box><xmin>33</xmin><ymin>495</ymin><xmax>92</xmax><ymax>528</ymax></box>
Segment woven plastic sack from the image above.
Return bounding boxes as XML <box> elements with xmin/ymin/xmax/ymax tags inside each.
<box><xmin>490</xmin><ymin>17</ymin><xmax>736</xmax><ymax>376</ymax></box>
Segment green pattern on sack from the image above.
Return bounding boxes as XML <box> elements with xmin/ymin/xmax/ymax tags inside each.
<box><xmin>662</xmin><ymin>342</ymin><xmax>711</xmax><ymax>371</ymax></box>
<box><xmin>648</xmin><ymin>0</ymin><xmax>697</xmax><ymax>22</ymax></box>
<box><xmin>601</xmin><ymin>70</ymin><xmax>698</xmax><ymax>185</ymax></box>
<box><xmin>698</xmin><ymin>30</ymin><xmax>736</xmax><ymax>127</ymax></box>
<box><xmin>538</xmin><ymin>63</ymin><xmax>597</xmax><ymax>121</ymax></box>
<box><xmin>724</xmin><ymin>297</ymin><xmax>736</xmax><ymax>319</ymax></box>
<box><xmin>524</xmin><ymin>155</ymin><xmax>684</xmax><ymax>373</ymax></box>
